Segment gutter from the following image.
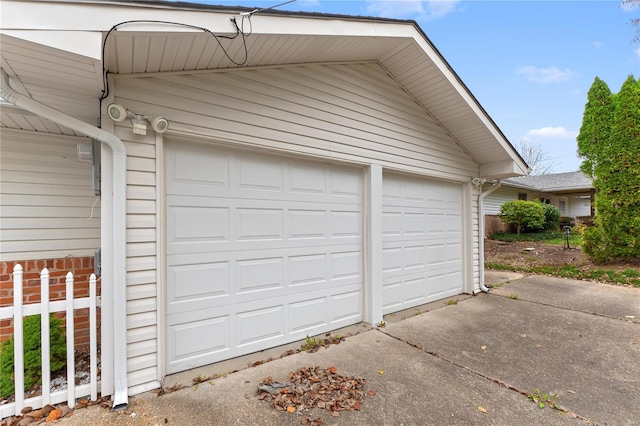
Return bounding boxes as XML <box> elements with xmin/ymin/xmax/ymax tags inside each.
<box><xmin>477</xmin><ymin>179</ymin><xmax>502</xmax><ymax>293</ymax></box>
<box><xmin>0</xmin><ymin>70</ymin><xmax>129</xmax><ymax>410</ymax></box>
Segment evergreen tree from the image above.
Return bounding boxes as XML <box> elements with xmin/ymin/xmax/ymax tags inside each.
<box><xmin>581</xmin><ymin>75</ymin><xmax>640</xmax><ymax>261</ymax></box>
<box><xmin>576</xmin><ymin>77</ymin><xmax>613</xmax><ymax>178</ymax></box>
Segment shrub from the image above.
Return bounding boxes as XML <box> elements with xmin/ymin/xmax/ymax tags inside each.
<box><xmin>499</xmin><ymin>200</ymin><xmax>545</xmax><ymax>234</ymax></box>
<box><xmin>581</xmin><ymin>226</ymin><xmax>609</xmax><ymax>264</ymax></box>
<box><xmin>539</xmin><ymin>201</ymin><xmax>561</xmax><ymax>231</ymax></box>
<box><xmin>0</xmin><ymin>314</ymin><xmax>67</xmax><ymax>398</ymax></box>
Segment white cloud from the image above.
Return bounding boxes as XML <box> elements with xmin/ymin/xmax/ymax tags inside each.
<box><xmin>635</xmin><ymin>47</ymin><xmax>640</xmax><ymax>60</ymax></box>
<box><xmin>592</xmin><ymin>41</ymin><xmax>603</xmax><ymax>49</ymax></box>
<box><xmin>516</xmin><ymin>66</ymin><xmax>577</xmax><ymax>83</ymax></box>
<box><xmin>366</xmin><ymin>0</ymin><xmax>460</xmax><ymax>20</ymax></box>
<box><xmin>525</xmin><ymin>127</ymin><xmax>578</xmax><ymax>139</ymax></box>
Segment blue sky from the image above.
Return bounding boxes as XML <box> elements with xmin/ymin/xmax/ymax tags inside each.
<box><xmin>190</xmin><ymin>1</ymin><xmax>639</xmax><ymax>173</ymax></box>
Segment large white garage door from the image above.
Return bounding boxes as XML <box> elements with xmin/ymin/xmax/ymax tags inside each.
<box><xmin>382</xmin><ymin>173</ymin><xmax>463</xmax><ymax>314</ymax></box>
<box><xmin>165</xmin><ymin>142</ymin><xmax>363</xmax><ymax>374</ymax></box>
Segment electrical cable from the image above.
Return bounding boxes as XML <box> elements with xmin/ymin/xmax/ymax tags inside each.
<box><xmin>97</xmin><ymin>1</ymin><xmax>296</xmax><ymax>122</ymax></box>
<box><xmin>100</xmin><ymin>16</ymin><xmax>253</xmax><ymax>101</ymax></box>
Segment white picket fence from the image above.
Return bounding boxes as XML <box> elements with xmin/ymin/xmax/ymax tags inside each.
<box><xmin>0</xmin><ymin>264</ymin><xmax>100</xmax><ymax>419</ymax></box>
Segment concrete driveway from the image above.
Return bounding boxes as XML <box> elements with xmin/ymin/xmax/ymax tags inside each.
<box><xmin>63</xmin><ymin>273</ymin><xmax>640</xmax><ymax>425</ymax></box>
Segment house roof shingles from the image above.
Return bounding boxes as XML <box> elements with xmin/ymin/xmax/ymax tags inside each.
<box><xmin>503</xmin><ymin>171</ymin><xmax>593</xmax><ymax>192</ymax></box>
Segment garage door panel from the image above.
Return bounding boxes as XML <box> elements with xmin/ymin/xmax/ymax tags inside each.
<box><xmin>169</xmin><ymin>144</ymin><xmax>230</xmax><ymax>186</ymax></box>
<box><xmin>166</xmin><ymin>142</ymin><xmax>363</xmax><ymax>373</ymax></box>
<box><xmin>167</xmin><ymin>197</ymin><xmax>360</xmax><ymax>255</ymax></box>
<box><xmin>237</xmin><ymin>305</ymin><xmax>285</xmax><ymax>347</ymax></box>
<box><xmin>167</xmin><ymin>146</ymin><xmax>361</xmax><ymax>205</ymax></box>
<box><xmin>167</xmin><ymin>251</ymin><xmax>362</xmax><ymax>314</ymax></box>
<box><xmin>382</xmin><ymin>172</ymin><xmax>463</xmax><ymax>314</ymax></box>
<box><xmin>167</xmin><ymin>284</ymin><xmax>363</xmax><ymax>370</ymax></box>
<box><xmin>166</xmin><ymin>262</ymin><xmax>230</xmax><ymax>314</ymax></box>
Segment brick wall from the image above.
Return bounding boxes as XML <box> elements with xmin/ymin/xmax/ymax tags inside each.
<box><xmin>0</xmin><ymin>257</ymin><xmax>101</xmax><ymax>349</ymax></box>
<box><xmin>485</xmin><ymin>214</ymin><xmax>509</xmax><ymax>237</ymax></box>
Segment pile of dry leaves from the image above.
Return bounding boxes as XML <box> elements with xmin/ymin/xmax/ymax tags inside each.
<box><xmin>257</xmin><ymin>366</ymin><xmax>374</xmax><ymax>424</ymax></box>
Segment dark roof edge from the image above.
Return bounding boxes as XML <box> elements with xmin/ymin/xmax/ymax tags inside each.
<box><xmin>91</xmin><ymin>0</ymin><xmax>410</xmax><ymax>23</ymax></box>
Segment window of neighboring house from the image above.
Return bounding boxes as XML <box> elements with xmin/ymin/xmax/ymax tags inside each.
<box><xmin>518</xmin><ymin>193</ymin><xmax>528</xmax><ymax>201</ymax></box>
<box><xmin>559</xmin><ymin>199</ymin><xmax>566</xmax><ymax>213</ymax></box>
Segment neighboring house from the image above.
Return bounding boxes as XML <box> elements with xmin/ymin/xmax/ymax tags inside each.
<box><xmin>0</xmin><ymin>0</ymin><xmax>527</xmax><ymax>408</ymax></box>
<box><xmin>483</xmin><ymin>171</ymin><xmax>594</xmax><ymax>236</ymax></box>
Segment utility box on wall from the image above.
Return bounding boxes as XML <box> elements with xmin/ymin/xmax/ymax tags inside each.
<box><xmin>92</xmin><ymin>139</ymin><xmax>101</xmax><ymax>196</ymax></box>
<box><xmin>94</xmin><ymin>249</ymin><xmax>101</xmax><ymax>276</ymax></box>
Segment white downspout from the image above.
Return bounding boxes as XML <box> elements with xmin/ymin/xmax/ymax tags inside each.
<box><xmin>478</xmin><ymin>179</ymin><xmax>502</xmax><ymax>293</ymax></box>
<box><xmin>1</xmin><ymin>70</ymin><xmax>129</xmax><ymax>410</ymax></box>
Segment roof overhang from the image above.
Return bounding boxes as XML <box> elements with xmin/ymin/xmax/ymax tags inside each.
<box><xmin>0</xmin><ymin>0</ymin><xmax>527</xmax><ymax>178</ymax></box>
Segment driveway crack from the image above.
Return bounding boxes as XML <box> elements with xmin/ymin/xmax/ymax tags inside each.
<box><xmin>376</xmin><ymin>329</ymin><xmax>597</xmax><ymax>425</ymax></box>
<box><xmin>487</xmin><ymin>292</ymin><xmax>639</xmax><ymax>324</ymax></box>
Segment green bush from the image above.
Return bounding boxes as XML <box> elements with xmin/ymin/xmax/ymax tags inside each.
<box><xmin>539</xmin><ymin>201</ymin><xmax>561</xmax><ymax>231</ymax></box>
<box><xmin>581</xmin><ymin>226</ymin><xmax>608</xmax><ymax>264</ymax></box>
<box><xmin>0</xmin><ymin>314</ymin><xmax>67</xmax><ymax>398</ymax></box>
<box><xmin>499</xmin><ymin>200</ymin><xmax>545</xmax><ymax>234</ymax></box>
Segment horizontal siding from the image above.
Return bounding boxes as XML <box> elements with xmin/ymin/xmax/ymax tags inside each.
<box><xmin>115</xmin><ymin>127</ymin><xmax>160</xmax><ymax>396</ymax></box>
<box><xmin>0</xmin><ymin>129</ymin><xmax>100</xmax><ymax>261</ymax></box>
<box><xmin>483</xmin><ymin>186</ymin><xmax>522</xmax><ymax>215</ymax></box>
<box><xmin>472</xmin><ymin>187</ymin><xmax>480</xmax><ymax>291</ymax></box>
<box><xmin>115</xmin><ymin>62</ymin><xmax>479</xmax><ymax>181</ymax></box>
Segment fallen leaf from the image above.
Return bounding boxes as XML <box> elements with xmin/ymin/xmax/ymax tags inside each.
<box><xmin>567</xmin><ymin>389</ymin><xmax>577</xmax><ymax>394</ymax></box>
<box><xmin>327</xmin><ymin>367</ymin><xmax>336</xmax><ymax>374</ymax></box>
<box><xmin>477</xmin><ymin>406</ymin><xmax>488</xmax><ymax>414</ymax></box>
<box><xmin>287</xmin><ymin>406</ymin><xmax>296</xmax><ymax>414</ymax></box>
<box><xmin>46</xmin><ymin>408</ymin><xmax>62</xmax><ymax>422</ymax></box>
<box><xmin>354</xmin><ymin>401</ymin><xmax>361</xmax><ymax>411</ymax></box>
<box><xmin>367</xmin><ymin>390</ymin><xmax>376</xmax><ymax>397</ymax></box>
<box><xmin>481</xmin><ymin>346</ymin><xmax>487</xmax><ymax>350</ymax></box>
<box><xmin>377</xmin><ymin>370</ymin><xmax>384</xmax><ymax>375</ymax></box>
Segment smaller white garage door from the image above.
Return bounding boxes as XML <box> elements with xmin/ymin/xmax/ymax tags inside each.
<box><xmin>382</xmin><ymin>173</ymin><xmax>463</xmax><ymax>314</ymax></box>
<box><xmin>165</xmin><ymin>142</ymin><xmax>363</xmax><ymax>374</ymax></box>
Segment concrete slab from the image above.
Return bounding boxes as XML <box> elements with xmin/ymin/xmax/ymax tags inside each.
<box><xmin>383</xmin><ymin>292</ymin><xmax>640</xmax><ymax>425</ymax></box>
<box><xmin>490</xmin><ymin>275</ymin><xmax>640</xmax><ymax>322</ymax></box>
<box><xmin>484</xmin><ymin>269</ymin><xmax>525</xmax><ymax>287</ymax></box>
<box><xmin>55</xmin><ymin>275</ymin><xmax>638</xmax><ymax>426</ymax></box>
<box><xmin>62</xmin><ymin>331</ymin><xmax>583</xmax><ymax>426</ymax></box>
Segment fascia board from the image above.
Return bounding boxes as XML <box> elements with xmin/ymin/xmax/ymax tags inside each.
<box><xmin>479</xmin><ymin>160</ymin><xmax>527</xmax><ymax>179</ymax></box>
<box><xmin>0</xmin><ymin>30</ymin><xmax>102</xmax><ymax>59</ymax></box>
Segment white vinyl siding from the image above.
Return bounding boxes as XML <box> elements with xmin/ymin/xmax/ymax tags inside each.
<box><xmin>112</xmin><ymin>126</ymin><xmax>160</xmax><ymax>395</ymax></box>
<box><xmin>115</xmin><ymin>62</ymin><xmax>478</xmax><ymax>181</ymax></box>
<box><xmin>0</xmin><ymin>129</ymin><xmax>100</xmax><ymax>261</ymax></box>
<box><xmin>482</xmin><ymin>186</ymin><xmax>523</xmax><ymax>215</ymax></box>
<box><xmin>112</xmin><ymin>62</ymin><xmax>480</xmax><ymax>393</ymax></box>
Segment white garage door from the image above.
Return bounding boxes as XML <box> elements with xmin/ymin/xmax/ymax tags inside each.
<box><xmin>165</xmin><ymin>142</ymin><xmax>363</xmax><ymax>374</ymax></box>
<box><xmin>382</xmin><ymin>173</ymin><xmax>463</xmax><ymax>314</ymax></box>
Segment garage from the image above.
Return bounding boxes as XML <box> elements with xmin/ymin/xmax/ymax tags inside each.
<box><xmin>382</xmin><ymin>173</ymin><xmax>463</xmax><ymax>314</ymax></box>
<box><xmin>164</xmin><ymin>141</ymin><xmax>363</xmax><ymax>373</ymax></box>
